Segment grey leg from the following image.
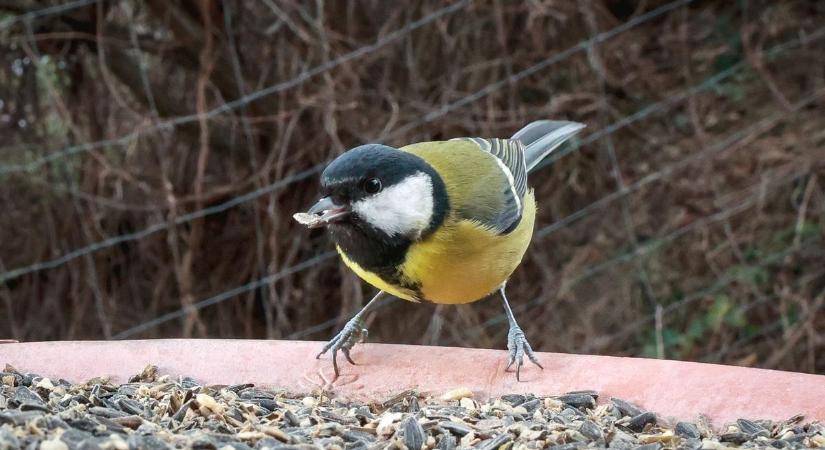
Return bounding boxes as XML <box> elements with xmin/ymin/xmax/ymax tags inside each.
<box><xmin>499</xmin><ymin>285</ymin><xmax>543</xmax><ymax>381</ymax></box>
<box><xmin>317</xmin><ymin>291</ymin><xmax>389</xmax><ymax>376</ymax></box>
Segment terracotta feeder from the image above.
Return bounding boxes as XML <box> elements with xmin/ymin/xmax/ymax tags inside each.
<box><xmin>1</xmin><ymin>339</ymin><xmax>823</xmax><ymax>427</ymax></box>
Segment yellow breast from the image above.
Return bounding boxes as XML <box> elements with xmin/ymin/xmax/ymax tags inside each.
<box><xmin>338</xmin><ymin>191</ymin><xmax>536</xmax><ymax>304</ymax></box>
<box><xmin>400</xmin><ymin>190</ymin><xmax>536</xmax><ymax>304</ymax></box>
<box><xmin>337</xmin><ymin>248</ymin><xmax>419</xmax><ymax>301</ymax></box>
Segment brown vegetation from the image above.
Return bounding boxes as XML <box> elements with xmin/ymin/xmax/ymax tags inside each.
<box><xmin>1</xmin><ymin>1</ymin><xmax>823</xmax><ymax>373</ymax></box>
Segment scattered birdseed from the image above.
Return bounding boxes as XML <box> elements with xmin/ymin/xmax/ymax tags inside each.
<box><xmin>0</xmin><ymin>364</ymin><xmax>822</xmax><ymax>449</ymax></box>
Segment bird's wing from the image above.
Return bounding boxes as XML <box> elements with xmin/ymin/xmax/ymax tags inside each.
<box><xmin>451</xmin><ymin>137</ymin><xmax>528</xmax><ymax>199</ymax></box>
<box><xmin>449</xmin><ymin>137</ymin><xmax>526</xmax><ymax>234</ymax></box>
<box><xmin>403</xmin><ymin>138</ymin><xmax>525</xmax><ymax>234</ymax></box>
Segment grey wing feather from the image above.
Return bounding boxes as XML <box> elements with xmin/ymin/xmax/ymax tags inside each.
<box><xmin>451</xmin><ymin>137</ymin><xmax>526</xmax><ymax>234</ymax></box>
<box><xmin>511</xmin><ymin>120</ymin><xmax>586</xmax><ymax>172</ymax></box>
<box><xmin>488</xmin><ymin>138</ymin><xmax>528</xmax><ymax>199</ymax></box>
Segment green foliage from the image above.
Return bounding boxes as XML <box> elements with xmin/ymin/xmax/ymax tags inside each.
<box><xmin>35</xmin><ymin>56</ymin><xmax>71</xmax><ymax>140</ymax></box>
<box><xmin>643</xmin><ymin>222</ymin><xmax>823</xmax><ymax>361</ymax></box>
<box><xmin>712</xmin><ymin>80</ymin><xmax>746</xmax><ymax>103</ymax></box>
<box><xmin>707</xmin><ymin>11</ymin><xmax>750</xmax><ymax>105</ymax></box>
<box><xmin>711</xmin><ymin>13</ymin><xmax>744</xmax><ymax>72</ymax></box>
<box><xmin>643</xmin><ymin>294</ymin><xmax>749</xmax><ymax>359</ymax></box>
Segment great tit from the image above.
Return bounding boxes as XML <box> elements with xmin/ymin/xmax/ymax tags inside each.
<box><xmin>295</xmin><ymin>120</ymin><xmax>585</xmax><ymax>380</ymax></box>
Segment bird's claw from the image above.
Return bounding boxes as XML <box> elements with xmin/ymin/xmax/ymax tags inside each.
<box><xmin>505</xmin><ymin>325</ymin><xmax>543</xmax><ymax>381</ymax></box>
<box><xmin>317</xmin><ymin>318</ymin><xmax>368</xmax><ymax>376</ymax></box>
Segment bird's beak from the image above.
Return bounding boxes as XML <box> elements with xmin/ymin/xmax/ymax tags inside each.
<box><xmin>295</xmin><ymin>196</ymin><xmax>350</xmax><ymax>228</ymax></box>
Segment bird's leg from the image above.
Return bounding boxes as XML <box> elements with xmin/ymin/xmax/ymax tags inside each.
<box><xmin>317</xmin><ymin>291</ymin><xmax>389</xmax><ymax>376</ymax></box>
<box><xmin>499</xmin><ymin>285</ymin><xmax>543</xmax><ymax>381</ymax></box>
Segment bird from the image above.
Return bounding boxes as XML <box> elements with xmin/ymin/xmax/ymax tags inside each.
<box><xmin>294</xmin><ymin>120</ymin><xmax>585</xmax><ymax>380</ymax></box>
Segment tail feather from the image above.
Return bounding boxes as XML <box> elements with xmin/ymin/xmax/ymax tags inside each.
<box><xmin>512</xmin><ymin>120</ymin><xmax>586</xmax><ymax>172</ymax></box>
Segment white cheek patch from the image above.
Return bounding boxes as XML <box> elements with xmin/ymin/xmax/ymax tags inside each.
<box><xmin>352</xmin><ymin>171</ymin><xmax>434</xmax><ymax>238</ymax></box>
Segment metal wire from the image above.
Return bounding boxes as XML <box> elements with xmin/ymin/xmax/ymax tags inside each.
<box><xmin>0</xmin><ymin>0</ymin><xmax>472</xmax><ymax>176</ymax></box>
<box><xmin>0</xmin><ymin>0</ymin><xmax>103</xmax><ymax>31</ymax></box>
<box><xmin>535</xmin><ymin>88</ymin><xmax>824</xmax><ymax>240</ymax></box>
<box><xmin>3</xmin><ymin>34</ymin><xmax>817</xmax><ymax>294</ymax></box>
<box><xmin>112</xmin><ymin>251</ymin><xmax>337</xmax><ymax>339</ymax></box>
<box><xmin>0</xmin><ymin>165</ymin><xmax>324</xmax><ymax>284</ymax></box>
<box><xmin>384</xmin><ymin>0</ymin><xmax>696</xmax><ymax>140</ymax></box>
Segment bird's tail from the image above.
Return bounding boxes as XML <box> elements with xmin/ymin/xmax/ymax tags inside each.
<box><xmin>512</xmin><ymin>120</ymin><xmax>586</xmax><ymax>172</ymax></box>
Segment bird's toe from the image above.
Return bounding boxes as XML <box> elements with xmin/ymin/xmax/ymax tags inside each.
<box><xmin>504</xmin><ymin>325</ymin><xmax>542</xmax><ymax>380</ymax></box>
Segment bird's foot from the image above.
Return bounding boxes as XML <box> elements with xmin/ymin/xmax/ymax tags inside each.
<box><xmin>505</xmin><ymin>325</ymin><xmax>543</xmax><ymax>381</ymax></box>
<box><xmin>316</xmin><ymin>317</ymin><xmax>369</xmax><ymax>377</ymax></box>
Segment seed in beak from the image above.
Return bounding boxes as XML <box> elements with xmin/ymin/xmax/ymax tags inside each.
<box><xmin>294</xmin><ymin>197</ymin><xmax>350</xmax><ymax>228</ymax></box>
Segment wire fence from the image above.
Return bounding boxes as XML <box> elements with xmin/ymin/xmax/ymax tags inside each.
<box><xmin>2</xmin><ymin>0</ymin><xmax>823</xmax><ymax>370</ymax></box>
<box><xmin>4</xmin><ymin>19</ymin><xmax>822</xmax><ymax>286</ymax></box>
<box><xmin>0</xmin><ymin>0</ymin><xmax>101</xmax><ymax>31</ymax></box>
<box><xmin>0</xmin><ymin>0</ymin><xmax>472</xmax><ymax>176</ymax></box>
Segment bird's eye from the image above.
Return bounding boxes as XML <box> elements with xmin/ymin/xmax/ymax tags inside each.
<box><xmin>363</xmin><ymin>178</ymin><xmax>382</xmax><ymax>194</ymax></box>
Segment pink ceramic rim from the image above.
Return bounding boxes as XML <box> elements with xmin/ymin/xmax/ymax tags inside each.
<box><xmin>1</xmin><ymin>339</ymin><xmax>823</xmax><ymax>426</ymax></box>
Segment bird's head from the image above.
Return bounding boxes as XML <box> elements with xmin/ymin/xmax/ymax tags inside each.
<box><xmin>295</xmin><ymin>144</ymin><xmax>449</xmax><ymax>243</ymax></box>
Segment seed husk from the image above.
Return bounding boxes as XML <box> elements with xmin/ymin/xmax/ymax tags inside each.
<box><xmin>440</xmin><ymin>421</ymin><xmax>473</xmax><ymax>436</ymax></box>
<box><xmin>476</xmin><ymin>432</ymin><xmax>512</xmax><ymax>450</ymax></box>
<box><xmin>401</xmin><ymin>416</ymin><xmax>425</xmax><ymax>450</ymax></box>
<box><xmin>626</xmin><ymin>412</ymin><xmax>657</xmax><ymax>432</ymax></box>
<box><xmin>554</xmin><ymin>393</ymin><xmax>596</xmax><ymax>410</ymax></box>
<box><xmin>737</xmin><ymin>418</ymin><xmax>769</xmax><ymax>437</ymax></box>
<box><xmin>720</xmin><ymin>431</ymin><xmax>751</xmax><ymax>444</ymax></box>
<box><xmin>578</xmin><ymin>419</ymin><xmax>603</xmax><ymax>441</ymax></box>
<box><xmin>675</xmin><ymin>421</ymin><xmax>701</xmax><ymax>439</ymax></box>
<box><xmin>611</xmin><ymin>398</ymin><xmax>644</xmax><ymax>417</ymax></box>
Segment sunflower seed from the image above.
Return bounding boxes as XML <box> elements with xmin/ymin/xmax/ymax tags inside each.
<box><xmin>675</xmin><ymin>421</ymin><xmax>701</xmax><ymax>439</ymax></box>
<box><xmin>626</xmin><ymin>412</ymin><xmax>657</xmax><ymax>432</ymax></box>
<box><xmin>476</xmin><ymin>432</ymin><xmax>512</xmax><ymax>450</ymax></box>
<box><xmin>499</xmin><ymin>394</ymin><xmax>526</xmax><ymax>406</ymax></box>
<box><xmin>437</xmin><ymin>433</ymin><xmax>456</xmax><ymax>450</ymax></box>
<box><xmin>611</xmin><ymin>398</ymin><xmax>644</xmax><ymax>417</ymax></box>
<box><xmin>441</xmin><ymin>421</ymin><xmax>473</xmax><ymax>436</ymax></box>
<box><xmin>12</xmin><ymin>386</ymin><xmax>45</xmax><ymax>408</ymax></box>
<box><xmin>720</xmin><ymin>432</ymin><xmax>751</xmax><ymax>444</ymax></box>
<box><xmin>555</xmin><ymin>394</ymin><xmax>595</xmax><ymax>410</ymax></box>
<box><xmin>737</xmin><ymin>418</ymin><xmax>769</xmax><ymax>437</ymax></box>
<box><xmin>579</xmin><ymin>420</ymin><xmax>603</xmax><ymax>441</ymax></box>
<box><xmin>402</xmin><ymin>416</ymin><xmax>425</xmax><ymax>450</ymax></box>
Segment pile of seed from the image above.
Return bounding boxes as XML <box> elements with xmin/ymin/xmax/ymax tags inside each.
<box><xmin>1</xmin><ymin>365</ymin><xmax>823</xmax><ymax>450</ymax></box>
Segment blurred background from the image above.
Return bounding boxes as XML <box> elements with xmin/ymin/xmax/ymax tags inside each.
<box><xmin>1</xmin><ymin>0</ymin><xmax>823</xmax><ymax>374</ymax></box>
